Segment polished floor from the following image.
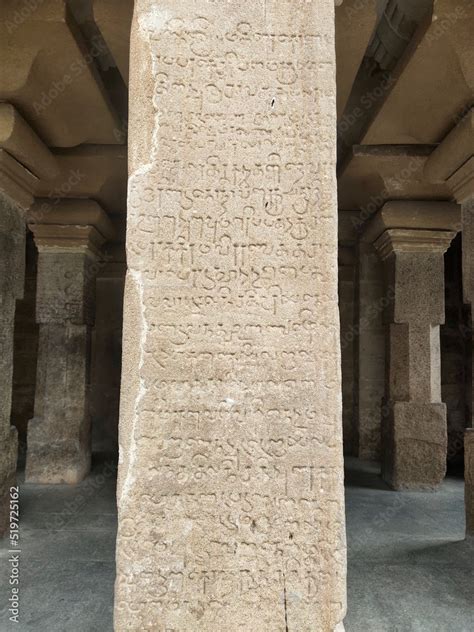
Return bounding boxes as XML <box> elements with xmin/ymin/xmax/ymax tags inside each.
<box><xmin>0</xmin><ymin>456</ymin><xmax>472</xmax><ymax>631</ymax></box>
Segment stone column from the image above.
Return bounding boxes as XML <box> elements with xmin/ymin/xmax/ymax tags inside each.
<box><xmin>0</xmin><ymin>103</ymin><xmax>55</xmax><ymax>535</ymax></box>
<box><xmin>425</xmin><ymin>109</ymin><xmax>473</xmax><ymax>425</ymax></box>
<box><xmin>116</xmin><ymin>1</ymin><xmax>346</xmax><ymax>630</ymax></box>
<box><xmin>425</xmin><ymin>111</ymin><xmax>474</xmax><ymax>529</ymax></box>
<box><xmin>367</xmin><ymin>202</ymin><xmax>460</xmax><ymax>490</ymax></box>
<box><xmin>25</xmin><ymin>201</ymin><xmax>114</xmax><ymax>484</ymax></box>
<box><xmin>466</xmin><ymin>429</ymin><xmax>474</xmax><ymax>537</ymax></box>
<box><xmin>0</xmin><ymin>196</ymin><xmax>25</xmax><ymax>536</ymax></box>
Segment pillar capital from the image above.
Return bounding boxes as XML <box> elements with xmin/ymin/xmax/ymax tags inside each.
<box><xmin>425</xmin><ymin>108</ymin><xmax>474</xmax><ymax>204</ymax></box>
<box><xmin>28</xmin><ymin>199</ymin><xmax>115</xmax><ymax>258</ymax></box>
<box><xmin>362</xmin><ymin>200</ymin><xmax>461</xmax><ymax>245</ymax></box>
<box><xmin>374</xmin><ymin>228</ymin><xmax>457</xmax><ymax>260</ymax></box>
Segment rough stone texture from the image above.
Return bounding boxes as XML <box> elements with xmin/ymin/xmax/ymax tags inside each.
<box><xmin>25</xmin><ymin>246</ymin><xmax>98</xmax><ymax>485</ymax></box>
<box><xmin>466</xmin><ymin>429</ymin><xmax>474</xmax><ymax>537</ymax></box>
<box><xmin>355</xmin><ymin>240</ymin><xmax>385</xmax><ymax>461</ymax></box>
<box><xmin>374</xmin><ymin>226</ymin><xmax>457</xmax><ymax>490</ymax></box>
<box><xmin>115</xmin><ymin>1</ymin><xmax>346</xmax><ymax>630</ymax></box>
<box><xmin>0</xmin><ymin>195</ymin><xmax>25</xmax><ymax>536</ymax></box>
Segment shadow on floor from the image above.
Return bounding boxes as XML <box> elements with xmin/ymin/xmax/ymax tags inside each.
<box><xmin>345</xmin><ymin>458</ymin><xmax>472</xmax><ymax>632</ymax></box>
<box><xmin>1</xmin><ymin>456</ymin><xmax>472</xmax><ymax>631</ymax></box>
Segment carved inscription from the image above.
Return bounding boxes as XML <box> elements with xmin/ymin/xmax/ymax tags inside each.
<box><xmin>116</xmin><ymin>1</ymin><xmax>345</xmax><ymax>630</ymax></box>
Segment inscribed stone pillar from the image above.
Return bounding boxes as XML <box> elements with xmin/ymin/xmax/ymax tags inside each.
<box><xmin>0</xmin><ymin>196</ymin><xmax>25</xmax><ymax>536</ymax></box>
<box><xmin>25</xmin><ymin>201</ymin><xmax>113</xmax><ymax>484</ymax></box>
<box><xmin>116</xmin><ymin>1</ymin><xmax>346</xmax><ymax>630</ymax></box>
<box><xmin>0</xmin><ymin>103</ymin><xmax>57</xmax><ymax>533</ymax></box>
<box><xmin>466</xmin><ymin>429</ymin><xmax>474</xmax><ymax>537</ymax></box>
<box><xmin>369</xmin><ymin>202</ymin><xmax>459</xmax><ymax>489</ymax></box>
<box><xmin>356</xmin><ymin>240</ymin><xmax>386</xmax><ymax>460</ymax></box>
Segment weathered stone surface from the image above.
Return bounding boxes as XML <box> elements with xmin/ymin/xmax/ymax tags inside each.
<box><xmin>115</xmin><ymin>1</ymin><xmax>346</xmax><ymax>630</ymax></box>
<box><xmin>371</xmin><ymin>210</ymin><xmax>459</xmax><ymax>489</ymax></box>
<box><xmin>0</xmin><ymin>194</ymin><xmax>25</xmax><ymax>536</ymax></box>
<box><xmin>25</xmin><ymin>249</ymin><xmax>97</xmax><ymax>484</ymax></box>
<box><xmin>465</xmin><ymin>429</ymin><xmax>474</xmax><ymax>537</ymax></box>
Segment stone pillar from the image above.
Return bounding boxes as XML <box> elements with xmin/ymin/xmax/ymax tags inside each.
<box><xmin>425</xmin><ymin>111</ymin><xmax>474</xmax><ymax>527</ymax></box>
<box><xmin>0</xmin><ymin>196</ymin><xmax>25</xmax><ymax>536</ymax></box>
<box><xmin>25</xmin><ymin>201</ymin><xmax>114</xmax><ymax>484</ymax></box>
<box><xmin>116</xmin><ymin>1</ymin><xmax>346</xmax><ymax>630</ymax></box>
<box><xmin>0</xmin><ymin>103</ymin><xmax>55</xmax><ymax>535</ymax></box>
<box><xmin>466</xmin><ymin>429</ymin><xmax>474</xmax><ymax>537</ymax></box>
<box><xmin>356</xmin><ymin>240</ymin><xmax>386</xmax><ymax>460</ymax></box>
<box><xmin>425</xmin><ymin>109</ymin><xmax>473</xmax><ymax>426</ymax></box>
<box><xmin>367</xmin><ymin>201</ymin><xmax>460</xmax><ymax>490</ymax></box>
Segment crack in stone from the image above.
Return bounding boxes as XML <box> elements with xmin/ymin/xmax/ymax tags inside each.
<box><xmin>283</xmin><ymin>575</ymin><xmax>289</xmax><ymax>632</ymax></box>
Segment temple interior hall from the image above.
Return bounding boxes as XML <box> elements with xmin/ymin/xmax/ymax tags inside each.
<box><xmin>0</xmin><ymin>0</ymin><xmax>473</xmax><ymax>630</ymax></box>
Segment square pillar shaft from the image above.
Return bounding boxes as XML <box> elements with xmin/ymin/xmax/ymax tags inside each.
<box><xmin>25</xmin><ymin>226</ymin><xmax>101</xmax><ymax>484</ymax></box>
<box><xmin>374</xmin><ymin>226</ymin><xmax>457</xmax><ymax>489</ymax></box>
<box><xmin>115</xmin><ymin>1</ymin><xmax>346</xmax><ymax>630</ymax></box>
<box><xmin>0</xmin><ymin>196</ymin><xmax>25</xmax><ymax>536</ymax></box>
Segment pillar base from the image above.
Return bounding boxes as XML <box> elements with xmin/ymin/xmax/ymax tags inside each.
<box><xmin>0</xmin><ymin>427</ymin><xmax>18</xmax><ymax>536</ymax></box>
<box><xmin>382</xmin><ymin>401</ymin><xmax>447</xmax><ymax>490</ymax></box>
<box><xmin>26</xmin><ymin>421</ymin><xmax>90</xmax><ymax>484</ymax></box>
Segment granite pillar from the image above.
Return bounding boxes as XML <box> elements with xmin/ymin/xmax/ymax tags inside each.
<box><xmin>25</xmin><ymin>201</ymin><xmax>114</xmax><ymax>484</ymax></box>
<box><xmin>368</xmin><ymin>202</ymin><xmax>459</xmax><ymax>489</ymax></box>
<box><xmin>115</xmin><ymin>1</ymin><xmax>346</xmax><ymax>630</ymax></box>
<box><xmin>425</xmin><ymin>109</ymin><xmax>473</xmax><ymax>425</ymax></box>
<box><xmin>425</xmin><ymin>109</ymin><xmax>474</xmax><ymax>526</ymax></box>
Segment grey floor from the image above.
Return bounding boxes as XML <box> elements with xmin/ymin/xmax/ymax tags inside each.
<box><xmin>0</xmin><ymin>456</ymin><xmax>472</xmax><ymax>631</ymax></box>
